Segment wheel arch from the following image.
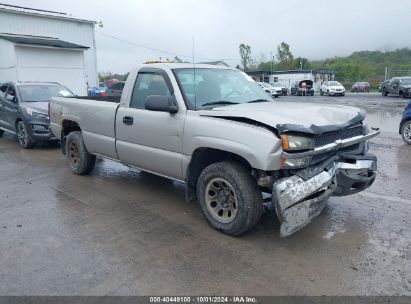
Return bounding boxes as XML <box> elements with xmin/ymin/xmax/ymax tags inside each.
<box><xmin>186</xmin><ymin>147</ymin><xmax>254</xmax><ymax>200</ymax></box>
<box><xmin>61</xmin><ymin>119</ymin><xmax>81</xmax><ymax>154</ymax></box>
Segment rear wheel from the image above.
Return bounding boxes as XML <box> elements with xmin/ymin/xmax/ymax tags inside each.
<box><xmin>401</xmin><ymin>121</ymin><xmax>411</xmax><ymax>145</ymax></box>
<box><xmin>16</xmin><ymin>121</ymin><xmax>34</xmax><ymax>149</ymax></box>
<box><xmin>65</xmin><ymin>131</ymin><xmax>96</xmax><ymax>174</ymax></box>
<box><xmin>197</xmin><ymin>161</ymin><xmax>263</xmax><ymax>236</ymax></box>
<box><xmin>320</xmin><ymin>89</ymin><xmax>324</xmax><ymax>96</ymax></box>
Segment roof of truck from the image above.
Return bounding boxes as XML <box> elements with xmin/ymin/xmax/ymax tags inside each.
<box><xmin>141</xmin><ymin>63</ymin><xmax>236</xmax><ymax>70</ymax></box>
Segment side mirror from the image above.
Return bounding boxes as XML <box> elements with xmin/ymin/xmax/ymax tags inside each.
<box><xmin>145</xmin><ymin>95</ymin><xmax>178</xmax><ymax>114</ymax></box>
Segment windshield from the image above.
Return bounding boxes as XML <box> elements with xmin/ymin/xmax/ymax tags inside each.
<box><xmin>400</xmin><ymin>78</ymin><xmax>411</xmax><ymax>85</ymax></box>
<box><xmin>19</xmin><ymin>84</ymin><xmax>74</xmax><ymax>102</ymax></box>
<box><xmin>328</xmin><ymin>81</ymin><xmax>342</xmax><ymax>86</ymax></box>
<box><xmin>174</xmin><ymin>68</ymin><xmax>272</xmax><ymax>109</ymax></box>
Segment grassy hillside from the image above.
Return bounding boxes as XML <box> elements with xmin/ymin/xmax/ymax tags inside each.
<box><xmin>311</xmin><ymin>48</ymin><xmax>411</xmax><ymax>89</ymax></box>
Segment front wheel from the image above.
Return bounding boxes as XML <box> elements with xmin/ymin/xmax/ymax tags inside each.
<box><xmin>320</xmin><ymin>90</ymin><xmax>324</xmax><ymax>96</ymax></box>
<box><xmin>65</xmin><ymin>131</ymin><xmax>96</xmax><ymax>174</ymax></box>
<box><xmin>197</xmin><ymin>161</ymin><xmax>263</xmax><ymax>236</ymax></box>
<box><xmin>382</xmin><ymin>88</ymin><xmax>388</xmax><ymax>96</ymax></box>
<box><xmin>16</xmin><ymin>121</ymin><xmax>34</xmax><ymax>149</ymax></box>
<box><xmin>401</xmin><ymin>121</ymin><xmax>411</xmax><ymax>145</ymax></box>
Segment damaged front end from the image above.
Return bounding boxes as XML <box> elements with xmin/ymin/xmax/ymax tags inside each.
<box><xmin>272</xmin><ymin>125</ymin><xmax>380</xmax><ymax>237</ymax></box>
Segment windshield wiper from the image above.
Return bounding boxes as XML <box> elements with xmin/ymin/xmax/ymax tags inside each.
<box><xmin>201</xmin><ymin>101</ymin><xmax>240</xmax><ymax>107</ymax></box>
<box><xmin>247</xmin><ymin>99</ymin><xmax>272</xmax><ymax>103</ymax></box>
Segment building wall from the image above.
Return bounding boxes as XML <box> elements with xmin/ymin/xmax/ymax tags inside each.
<box><xmin>0</xmin><ymin>9</ymin><xmax>97</xmax><ymax>87</ymax></box>
<box><xmin>0</xmin><ymin>39</ymin><xmax>17</xmax><ymax>82</ymax></box>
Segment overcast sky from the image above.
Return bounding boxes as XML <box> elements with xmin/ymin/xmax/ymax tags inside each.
<box><xmin>5</xmin><ymin>0</ymin><xmax>411</xmax><ymax>74</ymax></box>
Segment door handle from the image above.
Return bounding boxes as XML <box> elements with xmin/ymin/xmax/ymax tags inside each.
<box><xmin>122</xmin><ymin>116</ymin><xmax>133</xmax><ymax>125</ymax></box>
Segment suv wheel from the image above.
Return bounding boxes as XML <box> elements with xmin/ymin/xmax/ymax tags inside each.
<box><xmin>382</xmin><ymin>88</ymin><xmax>388</xmax><ymax>96</ymax></box>
<box><xmin>65</xmin><ymin>131</ymin><xmax>96</xmax><ymax>174</ymax></box>
<box><xmin>320</xmin><ymin>89</ymin><xmax>323</xmax><ymax>96</ymax></box>
<box><xmin>197</xmin><ymin>161</ymin><xmax>263</xmax><ymax>236</ymax></box>
<box><xmin>401</xmin><ymin>121</ymin><xmax>411</xmax><ymax>145</ymax></box>
<box><xmin>16</xmin><ymin>121</ymin><xmax>34</xmax><ymax>149</ymax></box>
<box><xmin>399</xmin><ymin>91</ymin><xmax>406</xmax><ymax>99</ymax></box>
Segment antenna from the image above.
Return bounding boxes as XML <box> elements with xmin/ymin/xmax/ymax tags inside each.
<box><xmin>192</xmin><ymin>36</ymin><xmax>197</xmax><ymax>111</ymax></box>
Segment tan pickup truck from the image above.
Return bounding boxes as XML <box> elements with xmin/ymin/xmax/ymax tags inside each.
<box><xmin>49</xmin><ymin>63</ymin><xmax>380</xmax><ymax>237</ymax></box>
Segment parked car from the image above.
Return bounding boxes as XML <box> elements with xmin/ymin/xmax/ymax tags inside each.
<box><xmin>0</xmin><ymin>81</ymin><xmax>74</xmax><ymax>148</ymax></box>
<box><xmin>351</xmin><ymin>82</ymin><xmax>370</xmax><ymax>93</ymax></box>
<box><xmin>381</xmin><ymin>77</ymin><xmax>411</xmax><ymax>98</ymax></box>
<box><xmin>49</xmin><ymin>63</ymin><xmax>380</xmax><ymax>237</ymax></box>
<box><xmin>88</xmin><ymin>85</ymin><xmax>107</xmax><ymax>97</ymax></box>
<box><xmin>257</xmin><ymin>82</ymin><xmax>280</xmax><ymax>98</ymax></box>
<box><xmin>290</xmin><ymin>80</ymin><xmax>314</xmax><ymax>96</ymax></box>
<box><xmin>271</xmin><ymin>82</ymin><xmax>288</xmax><ymax>96</ymax></box>
<box><xmin>320</xmin><ymin>81</ymin><xmax>345</xmax><ymax>96</ymax></box>
<box><xmin>399</xmin><ymin>100</ymin><xmax>411</xmax><ymax>144</ymax></box>
<box><xmin>106</xmin><ymin>81</ymin><xmax>125</xmax><ymax>97</ymax></box>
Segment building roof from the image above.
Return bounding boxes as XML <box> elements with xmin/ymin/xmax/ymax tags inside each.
<box><xmin>0</xmin><ymin>33</ymin><xmax>89</xmax><ymax>49</ymax></box>
<box><xmin>247</xmin><ymin>69</ymin><xmax>335</xmax><ymax>75</ymax></box>
<box><xmin>0</xmin><ymin>3</ymin><xmax>96</xmax><ymax>24</ymax></box>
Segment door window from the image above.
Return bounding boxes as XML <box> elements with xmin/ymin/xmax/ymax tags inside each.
<box><xmin>5</xmin><ymin>85</ymin><xmax>16</xmax><ymax>102</ymax></box>
<box><xmin>130</xmin><ymin>73</ymin><xmax>171</xmax><ymax>109</ymax></box>
<box><xmin>0</xmin><ymin>85</ymin><xmax>8</xmax><ymax>98</ymax></box>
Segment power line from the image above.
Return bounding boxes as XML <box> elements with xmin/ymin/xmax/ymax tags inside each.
<box><xmin>95</xmin><ymin>30</ymin><xmax>235</xmax><ymax>61</ymax></box>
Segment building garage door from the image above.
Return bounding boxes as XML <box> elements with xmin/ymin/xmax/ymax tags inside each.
<box><xmin>15</xmin><ymin>45</ymin><xmax>87</xmax><ymax>95</ymax></box>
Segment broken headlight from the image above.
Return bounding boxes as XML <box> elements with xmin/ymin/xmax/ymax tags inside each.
<box><xmin>281</xmin><ymin>134</ymin><xmax>315</xmax><ymax>151</ymax></box>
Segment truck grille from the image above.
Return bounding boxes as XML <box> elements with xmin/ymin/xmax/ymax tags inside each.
<box><xmin>314</xmin><ymin>126</ymin><xmax>363</xmax><ymax>147</ymax></box>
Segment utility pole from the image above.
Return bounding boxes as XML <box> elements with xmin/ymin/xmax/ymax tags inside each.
<box><xmin>270</xmin><ymin>51</ymin><xmax>273</xmax><ymax>75</ymax></box>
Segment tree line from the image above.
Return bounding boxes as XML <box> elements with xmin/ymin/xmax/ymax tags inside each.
<box><xmin>239</xmin><ymin>42</ymin><xmax>411</xmax><ymax>87</ymax></box>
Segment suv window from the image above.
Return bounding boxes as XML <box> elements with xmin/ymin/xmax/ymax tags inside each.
<box><xmin>5</xmin><ymin>85</ymin><xmax>16</xmax><ymax>102</ymax></box>
<box><xmin>130</xmin><ymin>73</ymin><xmax>171</xmax><ymax>109</ymax></box>
<box><xmin>0</xmin><ymin>84</ymin><xmax>8</xmax><ymax>98</ymax></box>
<box><xmin>108</xmin><ymin>82</ymin><xmax>124</xmax><ymax>90</ymax></box>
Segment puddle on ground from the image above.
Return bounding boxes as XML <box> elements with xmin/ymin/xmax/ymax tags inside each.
<box><xmin>364</xmin><ymin>109</ymin><xmax>403</xmax><ymax>134</ymax></box>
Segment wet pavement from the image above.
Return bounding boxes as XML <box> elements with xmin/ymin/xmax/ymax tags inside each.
<box><xmin>0</xmin><ymin>94</ymin><xmax>410</xmax><ymax>296</ymax></box>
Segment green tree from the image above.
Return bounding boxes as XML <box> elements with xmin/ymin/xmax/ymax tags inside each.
<box><xmin>276</xmin><ymin>42</ymin><xmax>294</xmax><ymax>69</ymax></box>
<box><xmin>239</xmin><ymin>43</ymin><xmax>252</xmax><ymax>71</ymax></box>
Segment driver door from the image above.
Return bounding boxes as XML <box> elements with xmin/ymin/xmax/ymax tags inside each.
<box><xmin>115</xmin><ymin>69</ymin><xmax>185</xmax><ymax>180</ymax></box>
<box><xmin>1</xmin><ymin>84</ymin><xmax>19</xmax><ymax>131</ymax></box>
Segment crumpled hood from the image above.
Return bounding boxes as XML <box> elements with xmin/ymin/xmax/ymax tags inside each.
<box><xmin>199</xmin><ymin>102</ymin><xmax>365</xmax><ymax>134</ymax></box>
<box><xmin>20</xmin><ymin>102</ymin><xmax>49</xmax><ymax>114</ymax></box>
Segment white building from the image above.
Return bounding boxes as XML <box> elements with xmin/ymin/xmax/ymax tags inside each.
<box><xmin>0</xmin><ymin>4</ymin><xmax>98</xmax><ymax>95</ymax></box>
<box><xmin>248</xmin><ymin>69</ymin><xmax>335</xmax><ymax>92</ymax></box>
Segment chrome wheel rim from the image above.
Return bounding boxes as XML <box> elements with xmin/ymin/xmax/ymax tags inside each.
<box><xmin>205</xmin><ymin>178</ymin><xmax>238</xmax><ymax>223</ymax></box>
<box><xmin>67</xmin><ymin>139</ymin><xmax>80</xmax><ymax>168</ymax></box>
<box><xmin>404</xmin><ymin>123</ymin><xmax>411</xmax><ymax>140</ymax></box>
<box><xmin>17</xmin><ymin>122</ymin><xmax>27</xmax><ymax>146</ymax></box>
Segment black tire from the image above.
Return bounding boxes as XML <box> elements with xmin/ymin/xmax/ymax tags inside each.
<box><xmin>401</xmin><ymin>120</ymin><xmax>411</xmax><ymax>145</ymax></box>
<box><xmin>382</xmin><ymin>88</ymin><xmax>388</xmax><ymax>96</ymax></box>
<box><xmin>0</xmin><ymin>129</ymin><xmax>4</xmax><ymax>137</ymax></box>
<box><xmin>399</xmin><ymin>91</ymin><xmax>406</xmax><ymax>99</ymax></box>
<box><xmin>65</xmin><ymin>131</ymin><xmax>96</xmax><ymax>175</ymax></box>
<box><xmin>16</xmin><ymin>121</ymin><xmax>34</xmax><ymax>149</ymax></box>
<box><xmin>320</xmin><ymin>90</ymin><xmax>323</xmax><ymax>96</ymax></box>
<box><xmin>197</xmin><ymin>161</ymin><xmax>263</xmax><ymax>236</ymax></box>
